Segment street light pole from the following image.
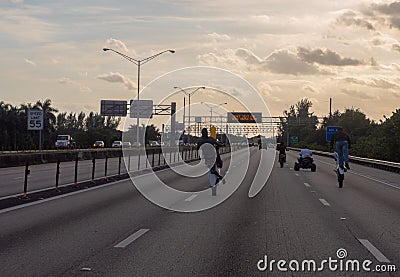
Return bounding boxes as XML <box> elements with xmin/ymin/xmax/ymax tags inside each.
<box><xmin>103</xmin><ymin>48</ymin><xmax>175</xmax><ymax>144</ymax></box>
<box><xmin>183</xmin><ymin>97</ymin><xmax>186</xmax><ymax>132</ymax></box>
<box><xmin>201</xmin><ymin>102</ymin><xmax>227</xmax><ymax>128</ymax></box>
<box><xmin>174</xmin><ymin>86</ymin><xmax>205</xmax><ymax>143</ymax></box>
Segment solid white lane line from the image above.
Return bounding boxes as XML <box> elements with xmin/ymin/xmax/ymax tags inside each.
<box><xmin>319</xmin><ymin>198</ymin><xmax>330</xmax><ymax>206</ymax></box>
<box><xmin>304</xmin><ymin>182</ymin><xmax>310</xmax><ymax>187</ymax></box>
<box><xmin>114</xmin><ymin>229</ymin><xmax>150</xmax><ymax>248</ymax></box>
<box><xmin>317</xmin><ymin>159</ymin><xmax>400</xmax><ymax>191</ymax></box>
<box><xmin>184</xmin><ymin>194</ymin><xmax>198</xmax><ymax>202</ymax></box>
<box><xmin>349</xmin><ymin>171</ymin><xmax>400</xmax><ymax>191</ymax></box>
<box><xmin>358</xmin><ymin>239</ymin><xmax>390</xmax><ymax>263</ymax></box>
<box><xmin>0</xmin><ymin>178</ymin><xmax>132</xmax><ymax>215</ymax></box>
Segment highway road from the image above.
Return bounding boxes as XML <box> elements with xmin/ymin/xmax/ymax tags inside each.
<box><xmin>0</xmin><ymin>148</ymin><xmax>398</xmax><ymax>276</ymax></box>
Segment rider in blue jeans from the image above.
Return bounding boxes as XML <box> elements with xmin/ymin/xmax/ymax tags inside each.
<box><xmin>331</xmin><ymin>127</ymin><xmax>351</xmax><ymax>170</ymax></box>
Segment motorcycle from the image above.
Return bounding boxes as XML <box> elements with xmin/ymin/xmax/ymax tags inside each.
<box><xmin>334</xmin><ymin>152</ymin><xmax>345</xmax><ymax>188</ymax></box>
<box><xmin>279</xmin><ymin>153</ymin><xmax>286</xmax><ymax>168</ymax></box>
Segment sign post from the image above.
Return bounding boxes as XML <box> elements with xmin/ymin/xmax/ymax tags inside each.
<box><xmin>28</xmin><ymin>110</ymin><xmax>44</xmax><ymax>150</ymax></box>
<box><xmin>130</xmin><ymin>100</ymin><xmax>153</xmax><ymax>119</ymax></box>
<box><xmin>100</xmin><ymin>100</ymin><xmax>127</xmax><ymax>116</ymax></box>
<box><xmin>326</xmin><ymin>126</ymin><xmax>340</xmax><ymax>142</ymax></box>
<box><xmin>290</xmin><ymin>136</ymin><xmax>298</xmax><ymax>145</ymax></box>
<box><xmin>227</xmin><ymin>112</ymin><xmax>262</xmax><ymax>123</ymax></box>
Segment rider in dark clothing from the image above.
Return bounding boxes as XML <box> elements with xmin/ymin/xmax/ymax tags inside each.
<box><xmin>197</xmin><ymin>128</ymin><xmax>224</xmax><ymax>180</ymax></box>
<box><xmin>277</xmin><ymin>142</ymin><xmax>286</xmax><ymax>155</ymax></box>
<box><xmin>331</xmin><ymin>129</ymin><xmax>351</xmax><ymax>147</ymax></box>
<box><xmin>331</xmin><ymin>127</ymin><xmax>351</xmax><ymax>170</ymax></box>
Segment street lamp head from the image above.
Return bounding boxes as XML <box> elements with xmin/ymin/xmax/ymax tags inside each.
<box><xmin>103</xmin><ymin>48</ymin><xmax>110</xmax><ymax>51</ymax></box>
<box><xmin>168</xmin><ymin>50</ymin><xmax>176</xmax><ymax>53</ymax></box>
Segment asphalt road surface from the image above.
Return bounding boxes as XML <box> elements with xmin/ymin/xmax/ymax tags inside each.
<box><xmin>0</xmin><ymin>148</ymin><xmax>398</xmax><ymax>276</ymax></box>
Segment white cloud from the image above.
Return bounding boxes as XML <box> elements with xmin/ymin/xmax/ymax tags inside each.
<box><xmin>340</xmin><ymin>77</ymin><xmax>400</xmax><ymax>90</ymax></box>
<box><xmin>303</xmin><ymin>85</ymin><xmax>318</xmax><ymax>94</ymax></box>
<box><xmin>96</xmin><ymin>72</ymin><xmax>136</xmax><ymax>90</ymax></box>
<box><xmin>297</xmin><ymin>47</ymin><xmax>364</xmax><ymax>66</ymax></box>
<box><xmin>58</xmin><ymin>77</ymin><xmax>73</xmax><ymax>84</ymax></box>
<box><xmin>106</xmin><ymin>38</ymin><xmax>130</xmax><ymax>53</ymax></box>
<box><xmin>336</xmin><ymin>10</ymin><xmax>375</xmax><ymax>30</ymax></box>
<box><xmin>58</xmin><ymin>77</ymin><xmax>92</xmax><ymax>93</ymax></box>
<box><xmin>198</xmin><ymin>48</ymin><xmax>328</xmax><ymax>75</ymax></box>
<box><xmin>207</xmin><ymin>32</ymin><xmax>231</xmax><ymax>42</ymax></box>
<box><xmin>0</xmin><ymin>6</ymin><xmax>56</xmax><ymax>43</ymax></box>
<box><xmin>24</xmin><ymin>58</ymin><xmax>36</xmax><ymax>66</ymax></box>
<box><xmin>340</xmin><ymin>88</ymin><xmax>379</xmax><ymax>100</ymax></box>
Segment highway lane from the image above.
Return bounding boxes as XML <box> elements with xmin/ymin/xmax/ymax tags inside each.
<box><xmin>285</xmin><ymin>151</ymin><xmax>400</xmax><ymax>270</ymax></box>
<box><xmin>0</xmin><ymin>151</ymin><xmax>187</xmax><ymax>198</ymax></box>
<box><xmin>0</xmin><ymin>148</ymin><xmax>398</xmax><ymax>276</ymax></box>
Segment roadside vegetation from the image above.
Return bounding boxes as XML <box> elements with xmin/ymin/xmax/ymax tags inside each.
<box><xmin>278</xmin><ymin>98</ymin><xmax>400</xmax><ymax>162</ymax></box>
<box><xmin>1</xmin><ymin>98</ymin><xmax>399</xmax><ymax>162</ymax></box>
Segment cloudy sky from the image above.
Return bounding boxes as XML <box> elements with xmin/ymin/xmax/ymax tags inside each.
<box><xmin>1</xmin><ymin>0</ymin><xmax>400</xmax><ymax>121</ymax></box>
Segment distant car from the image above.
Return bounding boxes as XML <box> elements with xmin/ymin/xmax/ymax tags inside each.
<box><xmin>122</xmin><ymin>142</ymin><xmax>132</xmax><ymax>148</ymax></box>
<box><xmin>112</xmin><ymin>141</ymin><xmax>123</xmax><ymax>148</ymax></box>
<box><xmin>132</xmin><ymin>142</ymin><xmax>141</xmax><ymax>147</ymax></box>
<box><xmin>55</xmin><ymin>135</ymin><xmax>75</xmax><ymax>149</ymax></box>
<box><xmin>93</xmin><ymin>141</ymin><xmax>105</xmax><ymax>148</ymax></box>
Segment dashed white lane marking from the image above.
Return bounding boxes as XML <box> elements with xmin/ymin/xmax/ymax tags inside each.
<box><xmin>304</xmin><ymin>182</ymin><xmax>310</xmax><ymax>187</ymax></box>
<box><xmin>295</xmin><ymin>173</ymin><xmax>299</xmax><ymax>176</ymax></box>
<box><xmin>184</xmin><ymin>194</ymin><xmax>198</xmax><ymax>202</ymax></box>
<box><xmin>114</xmin><ymin>229</ymin><xmax>150</xmax><ymax>248</ymax></box>
<box><xmin>13</xmin><ymin>177</ymin><xmax>24</xmax><ymax>180</ymax></box>
<box><xmin>319</xmin><ymin>198</ymin><xmax>330</xmax><ymax>206</ymax></box>
<box><xmin>358</xmin><ymin>239</ymin><xmax>390</xmax><ymax>263</ymax></box>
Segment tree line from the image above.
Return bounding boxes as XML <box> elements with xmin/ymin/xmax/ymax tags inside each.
<box><xmin>0</xmin><ymin>99</ymin><xmax>165</xmax><ymax>150</ymax></box>
<box><xmin>278</xmin><ymin>98</ymin><xmax>400</xmax><ymax>162</ymax></box>
<box><xmin>0</xmin><ymin>99</ymin><xmax>125</xmax><ymax>150</ymax></box>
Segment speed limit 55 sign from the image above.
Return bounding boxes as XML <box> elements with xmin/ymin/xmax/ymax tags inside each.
<box><xmin>28</xmin><ymin>110</ymin><xmax>44</xmax><ymax>130</ymax></box>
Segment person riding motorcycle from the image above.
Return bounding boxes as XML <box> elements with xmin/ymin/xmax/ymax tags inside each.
<box><xmin>276</xmin><ymin>142</ymin><xmax>287</xmax><ymax>167</ymax></box>
<box><xmin>277</xmin><ymin>142</ymin><xmax>287</xmax><ymax>155</ymax></box>
<box><xmin>197</xmin><ymin>128</ymin><xmax>224</xmax><ymax>186</ymax></box>
<box><xmin>299</xmin><ymin>147</ymin><xmax>313</xmax><ymax>164</ymax></box>
<box><xmin>330</xmin><ymin>127</ymin><xmax>351</xmax><ymax>170</ymax></box>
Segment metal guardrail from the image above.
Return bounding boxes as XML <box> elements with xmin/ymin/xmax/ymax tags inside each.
<box><xmin>8</xmin><ymin>145</ymin><xmax>241</xmax><ymax>200</ymax></box>
<box><xmin>288</xmin><ymin>147</ymin><xmax>400</xmax><ymax>173</ymax></box>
